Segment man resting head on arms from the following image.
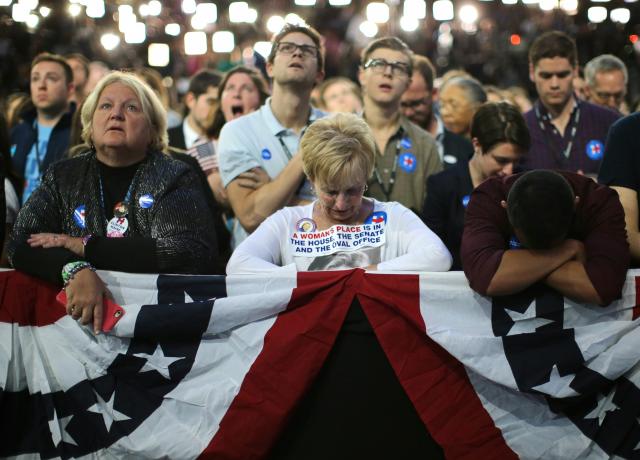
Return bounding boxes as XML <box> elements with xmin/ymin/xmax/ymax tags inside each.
<box><xmin>461</xmin><ymin>170</ymin><xmax>629</xmax><ymax>306</ymax></box>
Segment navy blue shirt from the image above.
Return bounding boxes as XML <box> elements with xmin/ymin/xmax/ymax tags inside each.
<box><xmin>522</xmin><ymin>98</ymin><xmax>619</xmax><ymax>175</ymax></box>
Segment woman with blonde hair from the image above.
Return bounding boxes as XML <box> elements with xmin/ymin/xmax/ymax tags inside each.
<box><xmin>10</xmin><ymin>71</ymin><xmax>218</xmax><ymax>332</ymax></box>
<box><xmin>227</xmin><ymin>113</ymin><xmax>451</xmax><ymax>274</ymax></box>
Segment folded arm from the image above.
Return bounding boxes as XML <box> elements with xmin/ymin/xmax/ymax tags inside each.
<box><xmin>485</xmin><ymin>239</ymin><xmax>582</xmax><ymax>296</ymax></box>
<box><xmin>545</xmin><ymin>259</ymin><xmax>603</xmax><ymax>305</ymax></box>
<box><xmin>227</xmin><ymin>154</ymin><xmax>305</xmax><ymax>233</ymax></box>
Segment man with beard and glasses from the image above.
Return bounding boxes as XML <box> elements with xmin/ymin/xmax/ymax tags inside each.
<box><xmin>218</xmin><ymin>23</ymin><xmax>325</xmax><ymax>248</ymax></box>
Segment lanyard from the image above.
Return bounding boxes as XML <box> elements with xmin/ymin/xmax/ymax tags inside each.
<box><xmin>32</xmin><ymin>120</ymin><xmax>44</xmax><ymax>174</ymax></box>
<box><xmin>372</xmin><ymin>139</ymin><xmax>402</xmax><ymax>201</ymax></box>
<box><xmin>276</xmin><ymin>121</ymin><xmax>313</xmax><ymax>161</ymax></box>
<box><xmin>277</xmin><ymin>135</ymin><xmax>294</xmax><ymax>161</ymax></box>
<box><xmin>98</xmin><ymin>166</ymin><xmax>140</xmax><ymax>225</ymax></box>
<box><xmin>534</xmin><ymin>102</ymin><xmax>581</xmax><ymax>159</ymax></box>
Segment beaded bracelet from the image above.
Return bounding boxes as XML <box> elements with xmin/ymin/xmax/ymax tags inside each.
<box><xmin>82</xmin><ymin>234</ymin><xmax>93</xmax><ymax>246</ymax></box>
<box><xmin>62</xmin><ymin>261</ymin><xmax>96</xmax><ymax>288</ymax></box>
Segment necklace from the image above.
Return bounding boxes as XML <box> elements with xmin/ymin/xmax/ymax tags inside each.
<box><xmin>313</xmin><ymin>199</ymin><xmax>373</xmax><ymax>229</ymax></box>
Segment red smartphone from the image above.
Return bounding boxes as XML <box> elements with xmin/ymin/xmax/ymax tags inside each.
<box><xmin>55</xmin><ymin>291</ymin><xmax>125</xmax><ymax>333</ymax></box>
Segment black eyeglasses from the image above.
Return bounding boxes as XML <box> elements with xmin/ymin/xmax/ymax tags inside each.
<box><xmin>363</xmin><ymin>58</ymin><xmax>411</xmax><ymax>77</ymax></box>
<box><xmin>276</xmin><ymin>42</ymin><xmax>318</xmax><ymax>58</ymax></box>
<box><xmin>594</xmin><ymin>91</ymin><xmax>625</xmax><ymax>103</ymax></box>
<box><xmin>400</xmin><ymin>97</ymin><xmax>430</xmax><ymax>109</ymax></box>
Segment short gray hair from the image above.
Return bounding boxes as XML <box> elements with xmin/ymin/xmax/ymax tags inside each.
<box><xmin>441</xmin><ymin>76</ymin><xmax>487</xmax><ymax>106</ymax></box>
<box><xmin>584</xmin><ymin>54</ymin><xmax>628</xmax><ymax>87</ymax></box>
<box><xmin>81</xmin><ymin>71</ymin><xmax>168</xmax><ymax>153</ymax></box>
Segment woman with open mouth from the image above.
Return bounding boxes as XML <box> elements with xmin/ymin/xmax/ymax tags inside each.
<box><xmin>200</xmin><ymin>66</ymin><xmax>271</xmax><ymax>208</ymax></box>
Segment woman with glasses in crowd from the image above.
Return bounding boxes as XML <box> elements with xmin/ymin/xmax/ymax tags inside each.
<box><xmin>422</xmin><ymin>102</ymin><xmax>530</xmax><ymax>270</ymax></box>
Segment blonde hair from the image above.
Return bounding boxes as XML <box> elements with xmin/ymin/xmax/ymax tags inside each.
<box><xmin>81</xmin><ymin>71</ymin><xmax>168</xmax><ymax>153</ymax></box>
<box><xmin>301</xmin><ymin>113</ymin><xmax>375</xmax><ymax>187</ymax></box>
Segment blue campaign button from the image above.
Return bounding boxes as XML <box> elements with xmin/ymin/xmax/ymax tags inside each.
<box><xmin>139</xmin><ymin>194</ymin><xmax>154</xmax><ymax>209</ymax></box>
<box><xmin>462</xmin><ymin>195</ymin><xmax>470</xmax><ymax>207</ymax></box>
<box><xmin>398</xmin><ymin>153</ymin><xmax>417</xmax><ymax>173</ymax></box>
<box><xmin>585</xmin><ymin>140</ymin><xmax>604</xmax><ymax>160</ymax></box>
<box><xmin>365</xmin><ymin>211</ymin><xmax>387</xmax><ymax>225</ymax></box>
<box><xmin>509</xmin><ymin>235</ymin><xmax>522</xmax><ymax>249</ymax></box>
<box><xmin>400</xmin><ymin>137</ymin><xmax>412</xmax><ymax>150</ymax></box>
<box><xmin>261</xmin><ymin>148</ymin><xmax>272</xmax><ymax>160</ymax></box>
<box><xmin>73</xmin><ymin>205</ymin><xmax>86</xmax><ymax>229</ymax></box>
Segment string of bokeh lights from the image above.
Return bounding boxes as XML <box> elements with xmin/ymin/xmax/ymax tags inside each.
<box><xmin>2</xmin><ymin>0</ymin><xmax>638</xmax><ymax>68</ymax></box>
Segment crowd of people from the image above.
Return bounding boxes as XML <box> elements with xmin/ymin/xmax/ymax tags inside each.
<box><xmin>1</xmin><ymin>24</ymin><xmax>638</xmax><ymax>333</ymax></box>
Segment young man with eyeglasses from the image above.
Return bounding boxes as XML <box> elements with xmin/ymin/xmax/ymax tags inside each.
<box><xmin>400</xmin><ymin>54</ymin><xmax>472</xmax><ymax>169</ymax></box>
<box><xmin>523</xmin><ymin>31</ymin><xmax>619</xmax><ymax>177</ymax></box>
<box><xmin>359</xmin><ymin>37</ymin><xmax>441</xmax><ymax>215</ymax></box>
<box><xmin>218</xmin><ymin>24</ymin><xmax>325</xmax><ymax>248</ymax></box>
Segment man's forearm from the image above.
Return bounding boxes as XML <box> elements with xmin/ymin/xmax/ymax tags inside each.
<box><xmin>545</xmin><ymin>260</ymin><xmax>603</xmax><ymax>305</ymax></box>
<box><xmin>486</xmin><ymin>243</ymin><xmax>577</xmax><ymax>296</ymax></box>
<box><xmin>229</xmin><ymin>157</ymin><xmax>305</xmax><ymax>233</ymax></box>
<box><xmin>250</xmin><ymin>174</ymin><xmax>301</xmax><ymax>221</ymax></box>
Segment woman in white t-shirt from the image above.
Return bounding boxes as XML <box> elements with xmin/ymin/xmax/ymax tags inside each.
<box><xmin>227</xmin><ymin>113</ymin><xmax>452</xmax><ymax>274</ymax></box>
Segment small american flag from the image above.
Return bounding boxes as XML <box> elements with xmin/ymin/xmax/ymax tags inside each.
<box><xmin>187</xmin><ymin>138</ymin><xmax>218</xmax><ymax>174</ymax></box>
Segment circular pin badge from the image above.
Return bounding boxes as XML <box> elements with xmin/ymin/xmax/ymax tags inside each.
<box><xmin>443</xmin><ymin>154</ymin><xmax>458</xmax><ymax>165</ymax></box>
<box><xmin>365</xmin><ymin>211</ymin><xmax>387</xmax><ymax>225</ymax></box>
<box><xmin>295</xmin><ymin>218</ymin><xmax>317</xmax><ymax>232</ymax></box>
<box><xmin>585</xmin><ymin>140</ymin><xmax>604</xmax><ymax>160</ymax></box>
<box><xmin>113</xmin><ymin>201</ymin><xmax>128</xmax><ymax>218</ymax></box>
<box><xmin>509</xmin><ymin>236</ymin><xmax>522</xmax><ymax>249</ymax></box>
<box><xmin>462</xmin><ymin>195</ymin><xmax>470</xmax><ymax>207</ymax></box>
<box><xmin>106</xmin><ymin>216</ymin><xmax>129</xmax><ymax>238</ymax></box>
<box><xmin>398</xmin><ymin>153</ymin><xmax>417</xmax><ymax>173</ymax></box>
<box><xmin>139</xmin><ymin>194</ymin><xmax>154</xmax><ymax>209</ymax></box>
<box><xmin>400</xmin><ymin>137</ymin><xmax>413</xmax><ymax>150</ymax></box>
<box><xmin>73</xmin><ymin>205</ymin><xmax>86</xmax><ymax>229</ymax></box>
<box><xmin>261</xmin><ymin>148</ymin><xmax>272</xmax><ymax>160</ymax></box>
